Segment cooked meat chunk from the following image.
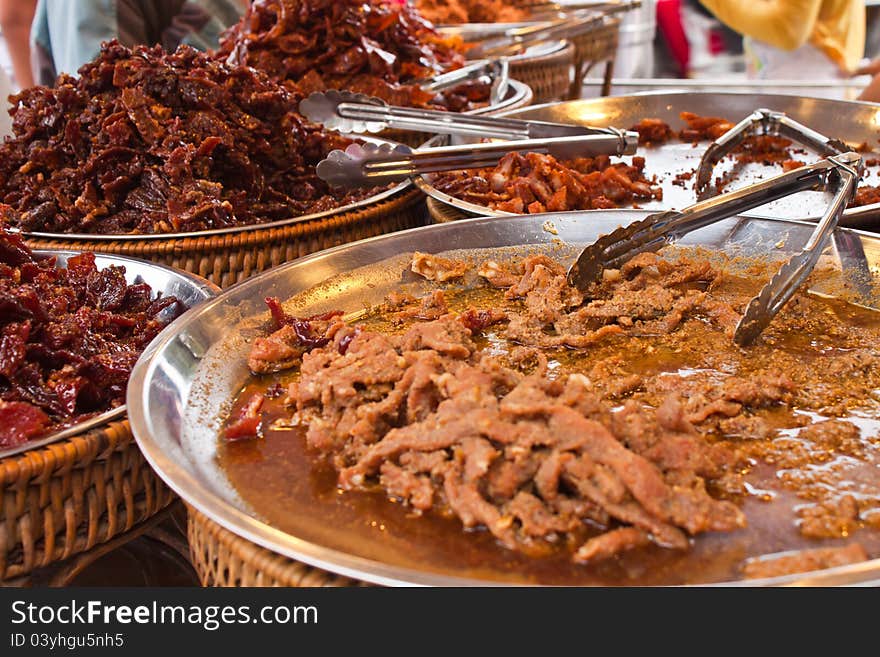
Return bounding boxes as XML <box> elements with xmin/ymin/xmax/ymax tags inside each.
<box><xmin>411</xmin><ymin>252</ymin><xmax>468</xmax><ymax>282</ymax></box>
<box><xmin>631</xmin><ymin>118</ymin><xmax>674</xmax><ymax>145</ymax></box>
<box><xmin>741</xmin><ymin>543</ymin><xmax>868</xmax><ymax>580</ymax></box>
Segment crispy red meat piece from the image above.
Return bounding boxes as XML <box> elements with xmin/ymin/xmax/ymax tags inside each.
<box><xmin>0</xmin><ymin>223</ymin><xmax>181</xmax><ymax>446</ymax></box>
<box><xmin>217</xmin><ymin>0</ymin><xmax>488</xmax><ymax>111</ymax></box>
<box><xmin>225</xmin><ymin>392</ymin><xmax>266</xmax><ymax>441</ymax></box>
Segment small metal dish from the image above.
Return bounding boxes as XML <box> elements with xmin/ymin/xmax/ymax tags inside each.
<box><xmin>0</xmin><ymin>250</ymin><xmax>219</xmax><ymax>460</ymax></box>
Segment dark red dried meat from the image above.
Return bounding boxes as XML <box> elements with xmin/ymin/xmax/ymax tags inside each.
<box><xmin>0</xmin><ymin>41</ymin><xmax>378</xmax><ymax>235</ymax></box>
<box><xmin>0</xmin><ymin>224</ymin><xmax>181</xmax><ymax>446</ymax></box>
<box><xmin>217</xmin><ymin>0</ymin><xmax>486</xmax><ymax>111</ymax></box>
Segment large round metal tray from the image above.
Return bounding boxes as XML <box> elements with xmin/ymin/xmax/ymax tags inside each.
<box><xmin>414</xmin><ymin>91</ymin><xmax>880</xmax><ymax>227</ymax></box>
<box><xmin>128</xmin><ymin>211</ymin><xmax>880</xmax><ymax>587</ymax></box>
<box><xmin>0</xmin><ymin>250</ymin><xmax>219</xmax><ymax>459</ymax></box>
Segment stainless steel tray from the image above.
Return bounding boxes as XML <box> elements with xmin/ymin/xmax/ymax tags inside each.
<box><xmin>128</xmin><ymin>211</ymin><xmax>880</xmax><ymax>587</ymax></box>
<box><xmin>414</xmin><ymin>91</ymin><xmax>880</xmax><ymax>227</ymax></box>
<box><xmin>15</xmin><ymin>77</ymin><xmax>530</xmax><ymax>241</ymax></box>
<box><xmin>0</xmin><ymin>250</ymin><xmax>219</xmax><ymax>460</ymax></box>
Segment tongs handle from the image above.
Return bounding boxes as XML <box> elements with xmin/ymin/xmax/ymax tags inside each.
<box><xmin>299</xmin><ymin>90</ymin><xmax>625</xmax><ymax>141</ymax></box>
<box><xmin>419</xmin><ymin>59</ymin><xmax>505</xmax><ymax>93</ymax></box>
<box><xmin>419</xmin><ymin>59</ymin><xmax>510</xmax><ymax>106</ymax></box>
<box><xmin>316</xmin><ymin>132</ymin><xmax>638</xmax><ymax>188</ymax></box>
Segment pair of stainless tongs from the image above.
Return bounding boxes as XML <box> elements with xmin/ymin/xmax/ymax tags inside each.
<box><xmin>567</xmin><ymin>151</ymin><xmax>863</xmax><ymax>345</ymax></box>
<box><xmin>694</xmin><ymin>108</ymin><xmax>849</xmax><ymax>199</ymax></box>
<box><xmin>418</xmin><ymin>59</ymin><xmax>510</xmax><ymax>106</ymax></box>
<box><xmin>300</xmin><ymin>90</ymin><xmax>617</xmax><ymax>140</ymax></box>
<box><xmin>316</xmin><ymin>128</ymin><xmax>638</xmax><ymax>188</ymax></box>
<box><xmin>527</xmin><ymin>0</ymin><xmax>642</xmax><ymax>17</ymax></box>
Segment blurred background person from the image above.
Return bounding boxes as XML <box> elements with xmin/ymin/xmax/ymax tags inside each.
<box><xmin>0</xmin><ymin>0</ymin><xmax>37</xmax><ymax>89</ymax></box>
<box><xmin>698</xmin><ymin>0</ymin><xmax>865</xmax><ymax>82</ymax></box>
<box><xmin>31</xmin><ymin>0</ymin><xmax>248</xmax><ymax>86</ymax></box>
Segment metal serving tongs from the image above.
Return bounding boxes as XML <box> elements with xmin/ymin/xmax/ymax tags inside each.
<box><xmin>567</xmin><ymin>151</ymin><xmax>863</xmax><ymax>345</ymax></box>
<box><xmin>694</xmin><ymin>108</ymin><xmax>850</xmax><ymax>200</ymax></box>
<box><xmin>418</xmin><ymin>59</ymin><xmax>510</xmax><ymax>106</ymax></box>
<box><xmin>466</xmin><ymin>13</ymin><xmax>606</xmax><ymax>59</ymax></box>
<box><xmin>300</xmin><ymin>89</ymin><xmax>616</xmax><ymax>140</ymax></box>
<box><xmin>316</xmin><ymin>129</ymin><xmax>638</xmax><ymax>188</ymax></box>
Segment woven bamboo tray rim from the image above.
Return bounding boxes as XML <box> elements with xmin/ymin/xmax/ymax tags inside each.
<box><xmin>427</xmin><ymin>196</ymin><xmax>480</xmax><ymax>223</ymax></box>
<box><xmin>571</xmin><ymin>17</ymin><xmax>620</xmax><ymax>63</ymax></box>
<box><xmin>0</xmin><ymin>418</ymin><xmax>176</xmax><ymax>581</ymax></box>
<box><xmin>187</xmin><ymin>506</ymin><xmax>362</xmax><ymax>587</ymax></box>
<box><xmin>23</xmin><ymin>187</ymin><xmax>429</xmax><ymax>288</ymax></box>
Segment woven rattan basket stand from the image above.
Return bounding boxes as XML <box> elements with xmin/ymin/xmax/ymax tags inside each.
<box><xmin>569</xmin><ymin>17</ymin><xmax>621</xmax><ymax>99</ymax></box>
<box><xmin>509</xmin><ymin>41</ymin><xmax>574</xmax><ymax>105</ymax></box>
<box><xmin>0</xmin><ymin>420</ymin><xmax>175</xmax><ymax>583</ymax></box>
<box><xmin>187</xmin><ymin>506</ymin><xmax>361</xmax><ymax>587</ymax></box>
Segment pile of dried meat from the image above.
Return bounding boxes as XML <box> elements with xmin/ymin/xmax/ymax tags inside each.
<box><xmin>415</xmin><ymin>0</ymin><xmax>531</xmax><ymax>25</ymax></box>
<box><xmin>218</xmin><ymin>0</ymin><xmax>490</xmax><ymax>111</ymax></box>
<box><xmin>0</xmin><ymin>225</ymin><xmax>181</xmax><ymax>448</ymax></box>
<box><xmin>0</xmin><ymin>41</ymin><xmax>374</xmax><ymax>235</ymax></box>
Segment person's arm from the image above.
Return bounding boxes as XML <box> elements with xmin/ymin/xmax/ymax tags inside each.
<box><xmin>0</xmin><ymin>0</ymin><xmax>37</xmax><ymax>88</ymax></box>
<box><xmin>698</xmin><ymin>0</ymin><xmax>823</xmax><ymax>51</ymax></box>
<box><xmin>859</xmin><ymin>71</ymin><xmax>880</xmax><ymax>103</ymax></box>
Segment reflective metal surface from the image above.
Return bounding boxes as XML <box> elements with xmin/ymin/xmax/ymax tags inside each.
<box><xmin>1</xmin><ymin>250</ymin><xmax>219</xmax><ymax>459</ymax></box>
<box><xmin>129</xmin><ymin>211</ymin><xmax>880</xmax><ymax>586</ymax></box>
<box><xmin>415</xmin><ymin>91</ymin><xmax>880</xmax><ymax>227</ymax></box>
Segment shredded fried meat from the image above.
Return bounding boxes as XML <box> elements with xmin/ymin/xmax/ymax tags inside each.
<box><xmin>232</xmin><ymin>247</ymin><xmax>880</xmax><ymax>575</ymax></box>
<box><xmin>434</xmin><ymin>111</ymin><xmax>880</xmax><ymax>213</ymax></box>
<box><xmin>415</xmin><ymin>0</ymin><xmax>531</xmax><ymax>25</ymax></box>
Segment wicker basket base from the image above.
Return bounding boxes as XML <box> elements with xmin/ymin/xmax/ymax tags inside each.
<box><xmin>569</xmin><ymin>18</ymin><xmax>621</xmax><ymax>99</ymax></box>
<box><xmin>187</xmin><ymin>506</ymin><xmax>359</xmax><ymax>587</ymax></box>
<box><xmin>24</xmin><ymin>188</ymin><xmax>428</xmax><ymax>289</ymax></box>
<box><xmin>509</xmin><ymin>42</ymin><xmax>574</xmax><ymax>105</ymax></box>
<box><xmin>0</xmin><ymin>420</ymin><xmax>176</xmax><ymax>582</ymax></box>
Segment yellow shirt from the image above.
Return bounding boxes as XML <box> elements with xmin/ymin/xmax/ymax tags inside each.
<box><xmin>699</xmin><ymin>0</ymin><xmax>866</xmax><ymax>73</ymax></box>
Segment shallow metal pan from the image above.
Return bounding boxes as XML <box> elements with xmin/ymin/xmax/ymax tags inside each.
<box><xmin>128</xmin><ymin>211</ymin><xmax>880</xmax><ymax>586</ymax></box>
<box><xmin>0</xmin><ymin>251</ymin><xmax>219</xmax><ymax>460</ymax></box>
<box><xmin>414</xmin><ymin>91</ymin><xmax>880</xmax><ymax>228</ymax></box>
